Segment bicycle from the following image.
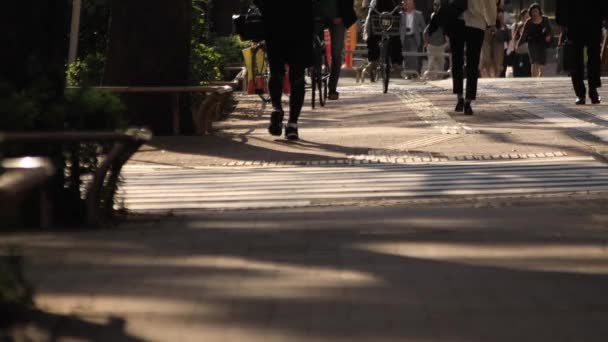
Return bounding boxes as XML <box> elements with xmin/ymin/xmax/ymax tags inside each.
<box><xmin>310</xmin><ymin>2</ymin><xmax>330</xmax><ymax>109</ymax></box>
<box><xmin>369</xmin><ymin>3</ymin><xmax>402</xmax><ymax>93</ymax></box>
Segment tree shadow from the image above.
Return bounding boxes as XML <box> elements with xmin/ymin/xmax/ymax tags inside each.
<box><xmin>3</xmin><ymin>304</ymin><xmax>145</xmax><ymax>342</ymax></box>
<box><xmin>5</xmin><ymin>203</ymin><xmax>608</xmax><ymax>341</ymax></box>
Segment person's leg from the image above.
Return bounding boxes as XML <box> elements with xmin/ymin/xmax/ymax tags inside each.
<box><xmin>367</xmin><ymin>35</ymin><xmax>381</xmax><ymax>62</ymax></box>
<box><xmin>284</xmin><ymin>63</ymin><xmax>306</xmax><ymax>140</ymax></box>
<box><xmin>288</xmin><ymin>64</ymin><xmax>306</xmax><ymax>124</ymax></box>
<box><xmin>266</xmin><ymin>43</ymin><xmax>286</xmax><ymax>112</ymax></box>
<box><xmin>493</xmin><ymin>42</ymin><xmax>504</xmax><ymax>77</ymax></box>
<box><xmin>389</xmin><ymin>36</ymin><xmax>404</xmax><ymax>66</ymax></box>
<box><xmin>266</xmin><ymin>47</ymin><xmax>286</xmax><ymax>135</ymax></box>
<box><xmin>448</xmin><ymin>23</ymin><xmax>465</xmax><ymax>99</ymax></box>
<box><xmin>480</xmin><ymin>29</ymin><xmax>493</xmax><ymax>77</ymax></box>
<box><xmin>571</xmin><ymin>39</ymin><xmax>587</xmax><ymax>102</ymax></box>
<box><xmin>426</xmin><ymin>44</ymin><xmax>442</xmax><ymax>76</ymax></box>
<box><xmin>329</xmin><ymin>22</ymin><xmax>345</xmax><ymax>96</ymax></box>
<box><xmin>464</xmin><ymin>26</ymin><xmax>484</xmax><ymax>101</ymax></box>
<box><xmin>587</xmin><ymin>30</ymin><xmax>602</xmax><ymax>102</ymax></box>
<box><xmin>403</xmin><ymin>36</ymin><xmax>419</xmax><ymax>74</ymax></box>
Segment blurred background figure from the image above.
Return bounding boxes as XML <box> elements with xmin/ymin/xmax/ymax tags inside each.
<box><xmin>480</xmin><ymin>5</ymin><xmax>510</xmax><ymax>78</ymax></box>
<box><xmin>517</xmin><ymin>3</ymin><xmax>552</xmax><ymax>77</ymax></box>
<box><xmin>400</xmin><ymin>0</ymin><xmax>426</xmax><ymax>78</ymax></box>
<box><xmin>423</xmin><ymin>0</ymin><xmax>448</xmax><ymax>80</ymax></box>
<box><xmin>510</xmin><ymin>9</ymin><xmax>531</xmax><ymax>77</ymax></box>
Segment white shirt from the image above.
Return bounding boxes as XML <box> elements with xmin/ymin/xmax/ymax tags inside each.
<box><xmin>405</xmin><ymin>12</ymin><xmax>414</xmax><ymax>33</ymax></box>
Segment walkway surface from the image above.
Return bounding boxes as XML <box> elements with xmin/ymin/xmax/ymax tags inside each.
<box><xmin>4</xmin><ymin>77</ymin><xmax>608</xmax><ymax>341</ymax></box>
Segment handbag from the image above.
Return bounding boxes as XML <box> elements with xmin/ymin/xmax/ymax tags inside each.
<box><xmin>232</xmin><ymin>7</ymin><xmax>265</xmax><ymax>42</ymax></box>
<box><xmin>516</xmin><ymin>42</ymin><xmax>529</xmax><ymax>55</ymax></box>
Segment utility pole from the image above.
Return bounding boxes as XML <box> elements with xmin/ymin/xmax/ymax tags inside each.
<box><xmin>68</xmin><ymin>0</ymin><xmax>82</xmax><ymax>64</ymax></box>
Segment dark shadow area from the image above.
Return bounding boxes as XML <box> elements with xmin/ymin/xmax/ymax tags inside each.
<box><xmin>4</xmin><ymin>203</ymin><xmax>608</xmax><ymax>341</ymax></box>
<box><xmin>2</xmin><ymin>304</ymin><xmax>145</xmax><ymax>342</ymax></box>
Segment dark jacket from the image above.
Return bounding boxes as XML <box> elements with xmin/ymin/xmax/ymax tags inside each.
<box><xmin>338</xmin><ymin>0</ymin><xmax>358</xmax><ymax>28</ymax></box>
<box><xmin>253</xmin><ymin>0</ymin><xmax>313</xmax><ymax>66</ymax></box>
<box><xmin>556</xmin><ymin>0</ymin><xmax>607</xmax><ymax>38</ymax></box>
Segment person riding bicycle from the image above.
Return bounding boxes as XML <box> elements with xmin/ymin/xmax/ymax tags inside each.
<box><xmin>363</xmin><ymin>0</ymin><xmax>404</xmax><ymax>72</ymax></box>
<box><xmin>314</xmin><ymin>0</ymin><xmax>357</xmax><ymax>100</ymax></box>
<box><xmin>253</xmin><ymin>0</ymin><xmax>312</xmax><ymax>140</ymax></box>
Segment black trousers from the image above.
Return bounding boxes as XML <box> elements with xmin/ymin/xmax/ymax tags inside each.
<box><xmin>447</xmin><ymin>22</ymin><xmax>485</xmax><ymax>100</ymax></box>
<box><xmin>367</xmin><ymin>35</ymin><xmax>403</xmax><ymax>65</ymax></box>
<box><xmin>266</xmin><ymin>42</ymin><xmax>307</xmax><ymax>124</ymax></box>
<box><xmin>570</xmin><ymin>30</ymin><xmax>602</xmax><ymax>97</ymax></box>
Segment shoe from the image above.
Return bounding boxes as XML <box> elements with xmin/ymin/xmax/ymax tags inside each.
<box><xmin>455</xmin><ymin>98</ymin><xmax>465</xmax><ymax>112</ymax></box>
<box><xmin>575</xmin><ymin>97</ymin><xmax>586</xmax><ymax>105</ymax></box>
<box><xmin>589</xmin><ymin>89</ymin><xmax>601</xmax><ymax>104</ymax></box>
<box><xmin>328</xmin><ymin>92</ymin><xmax>339</xmax><ymax>100</ymax></box>
<box><xmin>464</xmin><ymin>102</ymin><xmax>474</xmax><ymax>115</ymax></box>
<box><xmin>268</xmin><ymin>110</ymin><xmax>284</xmax><ymax>136</ymax></box>
<box><xmin>285</xmin><ymin>124</ymin><xmax>299</xmax><ymax>141</ymax></box>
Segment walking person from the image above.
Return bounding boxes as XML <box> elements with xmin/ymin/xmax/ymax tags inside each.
<box><xmin>517</xmin><ymin>3</ymin><xmax>552</xmax><ymax>77</ymax></box>
<box><xmin>480</xmin><ymin>7</ymin><xmax>510</xmax><ymax>78</ymax></box>
<box><xmin>317</xmin><ymin>0</ymin><xmax>357</xmax><ymax>100</ymax></box>
<box><xmin>254</xmin><ymin>0</ymin><xmax>312</xmax><ymax>140</ymax></box>
<box><xmin>400</xmin><ymin>0</ymin><xmax>426</xmax><ymax>77</ymax></box>
<box><xmin>444</xmin><ymin>0</ymin><xmax>497</xmax><ymax>115</ymax></box>
<box><xmin>423</xmin><ymin>0</ymin><xmax>448</xmax><ymax>80</ymax></box>
<box><xmin>556</xmin><ymin>0</ymin><xmax>608</xmax><ymax>105</ymax></box>
<box><xmin>511</xmin><ymin>9</ymin><xmax>531</xmax><ymax>77</ymax></box>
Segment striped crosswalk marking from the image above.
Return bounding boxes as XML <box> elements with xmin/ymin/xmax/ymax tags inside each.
<box><xmin>119</xmin><ymin>157</ymin><xmax>608</xmax><ymax>211</ymax></box>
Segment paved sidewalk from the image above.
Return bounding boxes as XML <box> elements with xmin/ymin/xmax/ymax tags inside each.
<box><xmin>131</xmin><ymin>77</ymin><xmax>608</xmax><ymax>167</ymax></box>
<box><xmin>4</xmin><ymin>199</ymin><xmax>608</xmax><ymax>341</ymax></box>
<box><xmin>4</xmin><ymin>77</ymin><xmax>608</xmax><ymax>341</ymax></box>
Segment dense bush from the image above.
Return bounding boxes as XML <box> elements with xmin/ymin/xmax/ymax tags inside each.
<box><xmin>190</xmin><ymin>2</ymin><xmax>249</xmax><ymax>84</ymax></box>
<box><xmin>1</xmin><ymin>87</ymin><xmax>127</xmax><ymax>226</ymax></box>
<box><xmin>66</xmin><ymin>53</ymin><xmax>106</xmax><ymax>87</ymax></box>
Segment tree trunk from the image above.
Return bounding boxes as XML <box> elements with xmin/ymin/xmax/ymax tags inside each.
<box><xmin>104</xmin><ymin>0</ymin><xmax>192</xmax><ymax>135</ymax></box>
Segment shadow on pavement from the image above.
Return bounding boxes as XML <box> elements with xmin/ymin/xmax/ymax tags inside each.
<box><xmin>5</xmin><ymin>203</ymin><xmax>608</xmax><ymax>341</ymax></box>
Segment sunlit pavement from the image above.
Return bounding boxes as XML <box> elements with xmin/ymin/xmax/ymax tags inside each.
<box><xmin>4</xmin><ymin>77</ymin><xmax>608</xmax><ymax>341</ymax></box>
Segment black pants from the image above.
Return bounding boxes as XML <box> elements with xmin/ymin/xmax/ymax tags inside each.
<box><xmin>570</xmin><ymin>30</ymin><xmax>602</xmax><ymax>98</ymax></box>
<box><xmin>268</xmin><ymin>62</ymin><xmax>306</xmax><ymax>124</ymax></box>
<box><xmin>448</xmin><ymin>22</ymin><xmax>485</xmax><ymax>100</ymax></box>
<box><xmin>513</xmin><ymin>53</ymin><xmax>532</xmax><ymax>77</ymax></box>
<box><xmin>367</xmin><ymin>35</ymin><xmax>403</xmax><ymax>65</ymax></box>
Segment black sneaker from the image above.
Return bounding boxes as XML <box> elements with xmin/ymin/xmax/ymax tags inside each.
<box><xmin>589</xmin><ymin>88</ymin><xmax>601</xmax><ymax>104</ymax></box>
<box><xmin>268</xmin><ymin>110</ymin><xmax>284</xmax><ymax>136</ymax></box>
<box><xmin>455</xmin><ymin>98</ymin><xmax>465</xmax><ymax>112</ymax></box>
<box><xmin>464</xmin><ymin>102</ymin><xmax>473</xmax><ymax>115</ymax></box>
<box><xmin>285</xmin><ymin>124</ymin><xmax>299</xmax><ymax>141</ymax></box>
